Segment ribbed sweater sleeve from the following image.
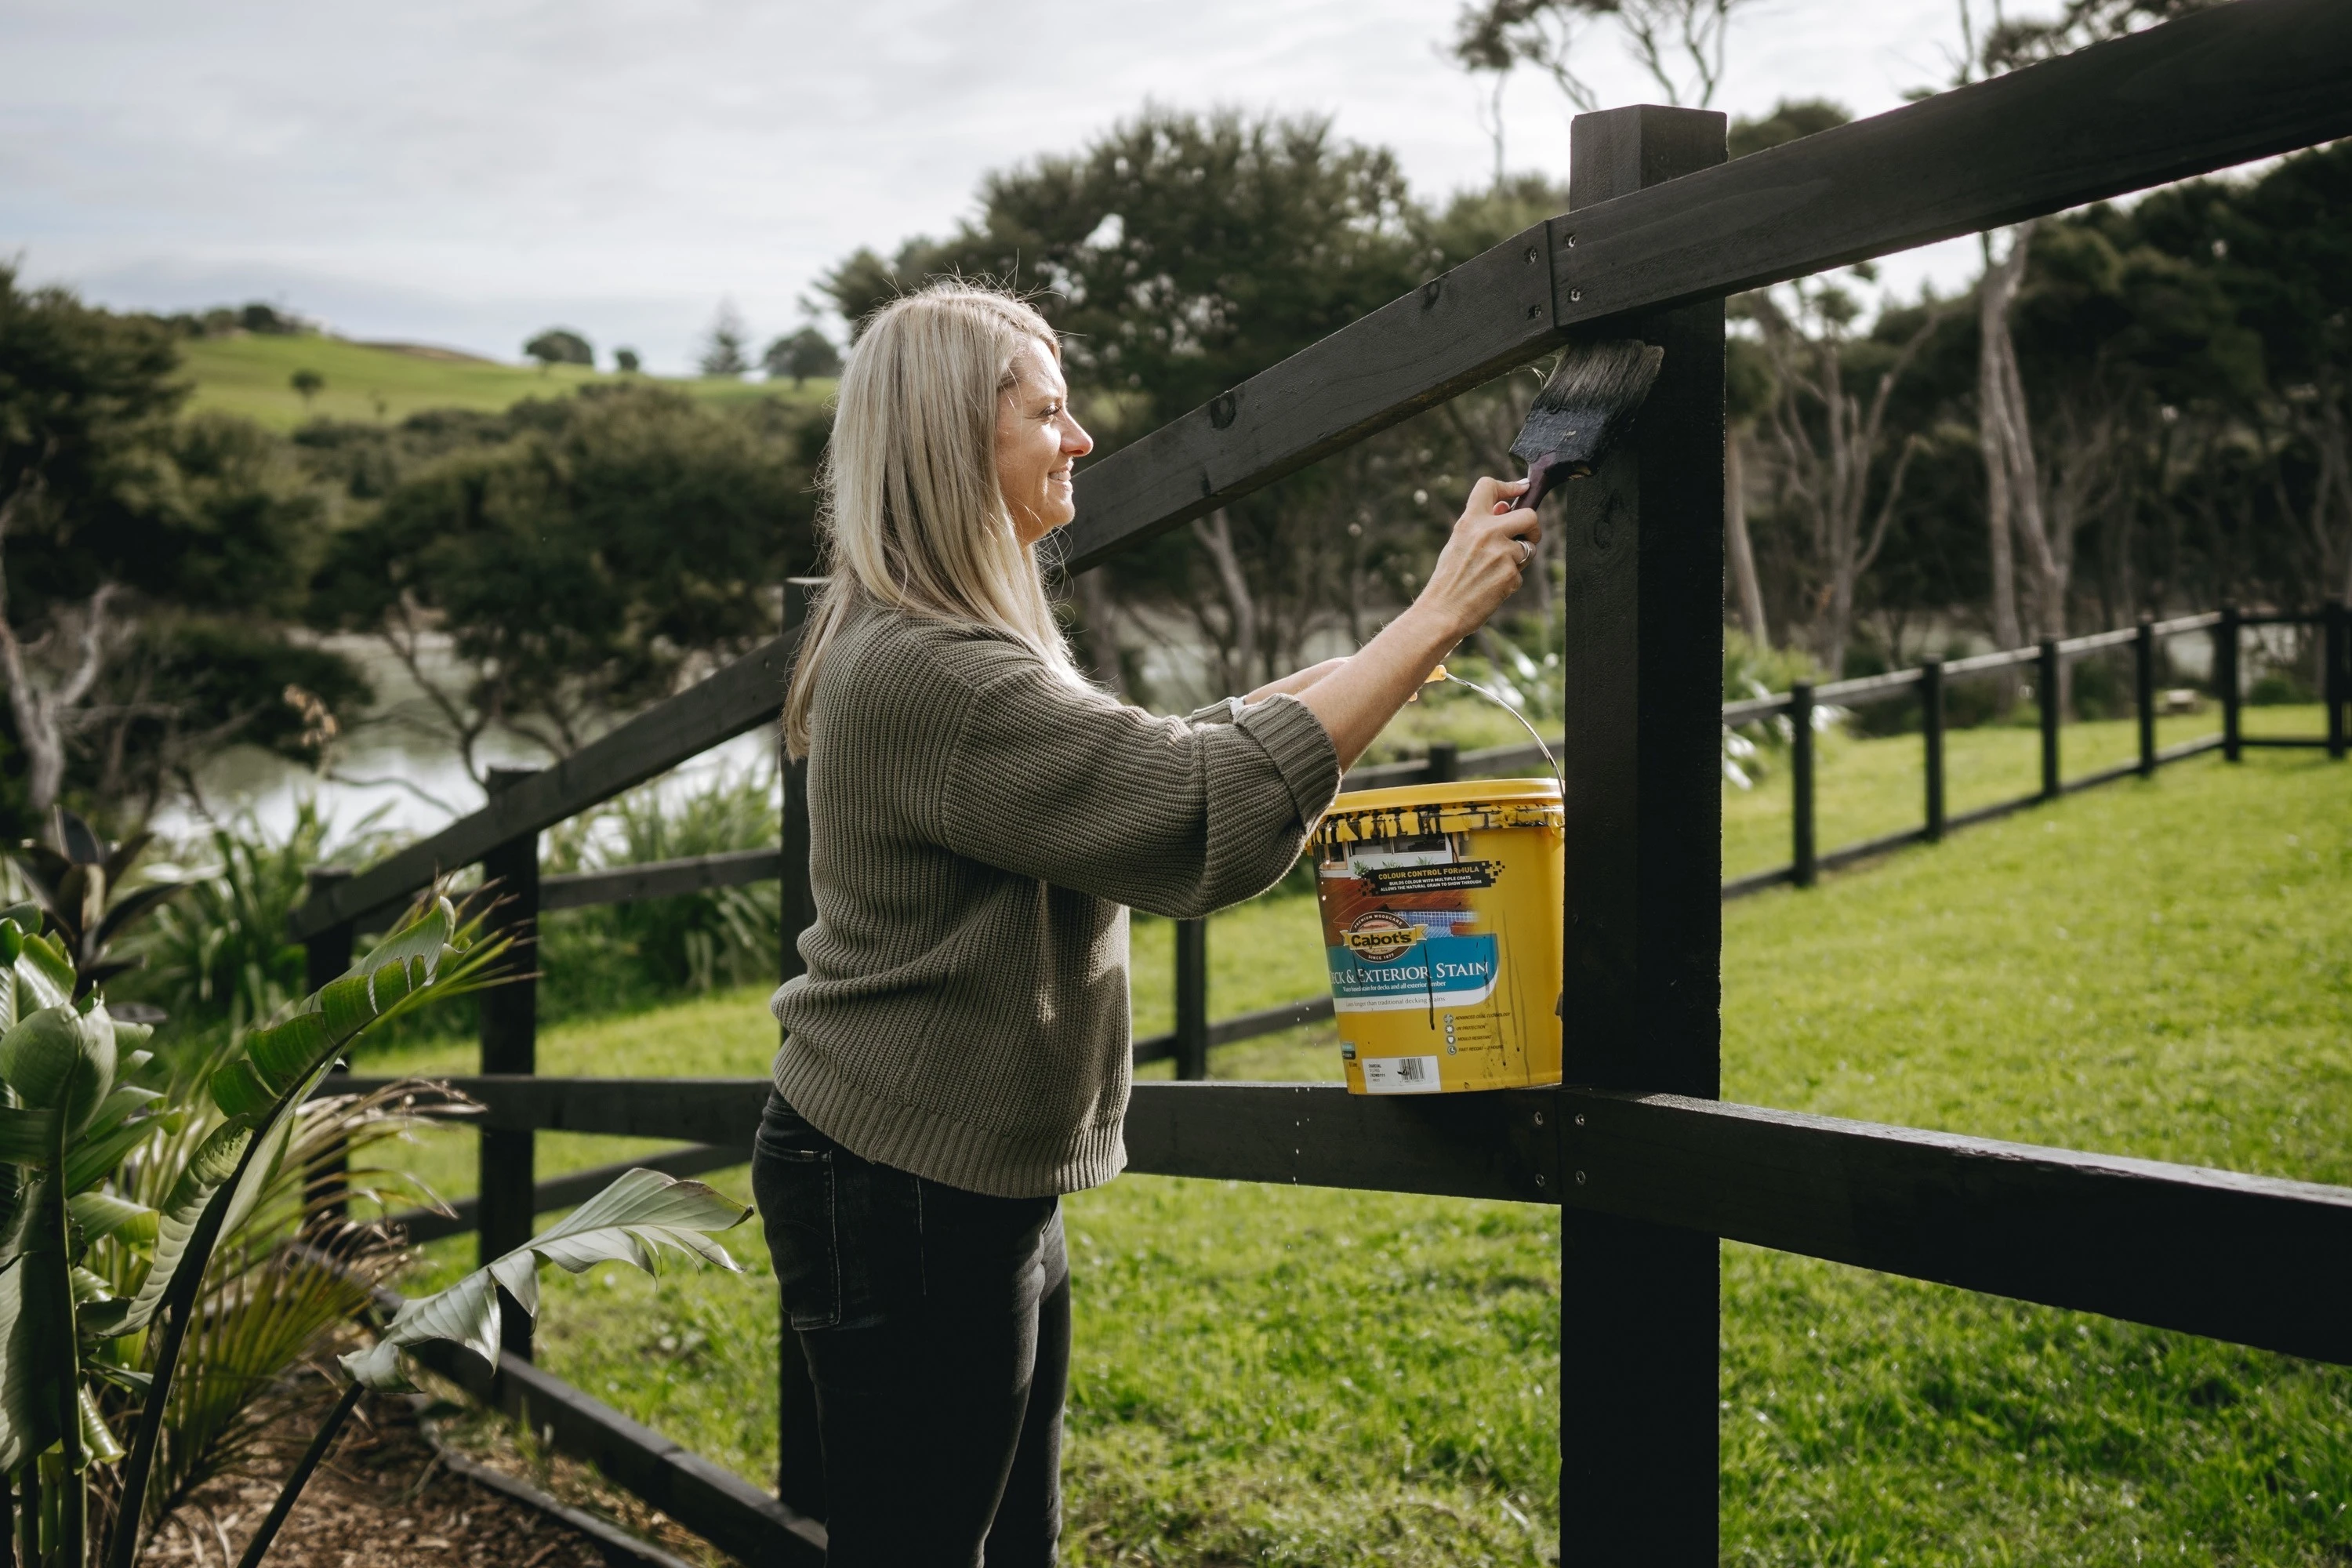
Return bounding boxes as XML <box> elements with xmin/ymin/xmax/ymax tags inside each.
<box><xmin>928</xmin><ymin>637</ymin><xmax>1338</xmax><ymax>919</ymax></box>
<box><xmin>770</xmin><ymin>607</ymin><xmax>1342</xmax><ymax>1198</ymax></box>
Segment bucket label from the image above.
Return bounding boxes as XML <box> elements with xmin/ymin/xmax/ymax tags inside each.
<box><xmin>1313</xmin><ymin>785</ymin><xmax>1564</xmax><ymax>1096</ymax></box>
<box><xmin>1359</xmin><ymin>1055</ymin><xmax>1443</xmax><ymax>1094</ymax></box>
<box><xmin>1326</xmin><ymin>932</ymin><xmax>1499</xmax><ymax>1011</ymax></box>
<box><xmin>1359</xmin><ymin>859</ymin><xmax>1500</xmax><ymax>895</ymax></box>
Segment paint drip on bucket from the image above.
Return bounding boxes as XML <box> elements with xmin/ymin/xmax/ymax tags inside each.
<box><xmin>1313</xmin><ymin>779</ymin><xmax>1564</xmax><ymax>1094</ymax></box>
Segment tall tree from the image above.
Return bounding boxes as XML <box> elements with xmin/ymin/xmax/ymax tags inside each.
<box><xmin>1958</xmin><ymin>0</ymin><xmax>2228</xmax><ymax>660</ymax></box>
<box><xmin>699</xmin><ymin>302</ymin><xmax>750</xmax><ymax>379</ymax></box>
<box><xmin>1743</xmin><ymin>278</ymin><xmax>1944</xmax><ymax>674</ymax></box>
<box><xmin>822</xmin><ymin>108</ymin><xmax>1436</xmax><ymax>695</ymax></box>
<box><xmin>524</xmin><ymin>328</ymin><xmax>594</xmax><ymax>368</ymax></box>
<box><xmin>1447</xmin><ymin>0</ymin><xmax>1764</xmax><ymax>113</ymax></box>
<box><xmin>310</xmin><ymin>384</ymin><xmax>821</xmax><ymax>778</ymax></box>
<box><xmin>762</xmin><ymin>328</ymin><xmax>842</xmax><ymax>388</ymax></box>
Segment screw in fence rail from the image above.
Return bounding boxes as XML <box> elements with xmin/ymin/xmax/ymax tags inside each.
<box><xmin>477</xmin><ymin>766</ymin><xmax>541</xmax><ymax>1360</ymax></box>
<box><xmin>1921</xmin><ymin>660</ymin><xmax>1947</xmax><ymax>842</ymax></box>
<box><xmin>1789</xmin><ymin>683</ymin><xmax>1817</xmax><ymax>888</ymax></box>
<box><xmin>1174</xmin><ymin>920</ymin><xmax>1210</xmax><ymax>1081</ymax></box>
<box><xmin>1555</xmin><ymin>102</ymin><xmax>1726</xmax><ymax>1568</ymax></box>
<box><xmin>2038</xmin><ymin>639</ymin><xmax>2063</xmax><ymax>800</ymax></box>
<box><xmin>2136</xmin><ymin>619</ymin><xmax>2158</xmax><ymax>778</ymax></box>
<box><xmin>299</xmin><ymin>868</ymin><xmax>356</xmax><ymax>1222</ymax></box>
<box><xmin>2220</xmin><ymin>604</ymin><xmax>2243</xmax><ymax>763</ymax></box>
<box><xmin>774</xmin><ymin>579</ymin><xmax>826</xmax><ymax>1524</ymax></box>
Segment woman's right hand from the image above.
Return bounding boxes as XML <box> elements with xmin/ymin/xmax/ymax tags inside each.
<box><xmin>1293</xmin><ymin>474</ymin><xmax>1544</xmax><ymax>769</ymax></box>
<box><xmin>1414</xmin><ymin>476</ymin><xmax>1542</xmax><ymax>639</ymax></box>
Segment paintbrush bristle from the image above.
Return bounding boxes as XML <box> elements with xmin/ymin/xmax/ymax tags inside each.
<box><xmin>1510</xmin><ymin>339</ymin><xmax>1666</xmax><ymax>476</ymax></box>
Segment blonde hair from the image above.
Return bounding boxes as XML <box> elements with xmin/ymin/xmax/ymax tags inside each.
<box><xmin>782</xmin><ymin>281</ymin><xmax>1080</xmax><ymax>758</ymax></box>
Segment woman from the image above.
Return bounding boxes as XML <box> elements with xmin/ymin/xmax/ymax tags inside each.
<box><xmin>755</xmin><ymin>281</ymin><xmax>1538</xmax><ymax>1565</ymax></box>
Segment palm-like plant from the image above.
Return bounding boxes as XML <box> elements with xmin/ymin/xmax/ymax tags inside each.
<box><xmin>0</xmin><ymin>891</ymin><xmax>508</xmax><ymax>1567</ymax></box>
<box><xmin>5</xmin><ymin>810</ymin><xmax>189</xmax><ymax>1007</ymax></box>
<box><xmin>0</xmin><ymin>882</ymin><xmax>751</xmax><ymax>1568</ymax></box>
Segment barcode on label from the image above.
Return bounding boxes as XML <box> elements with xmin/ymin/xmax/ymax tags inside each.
<box><xmin>1360</xmin><ymin>1054</ymin><xmax>1443</xmax><ymax>1095</ymax></box>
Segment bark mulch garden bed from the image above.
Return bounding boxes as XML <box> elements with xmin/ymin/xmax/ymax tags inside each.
<box><xmin>142</xmin><ymin>1376</ymin><xmax>726</xmax><ymax>1568</ymax></box>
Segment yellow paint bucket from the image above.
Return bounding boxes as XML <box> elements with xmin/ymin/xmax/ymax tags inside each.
<box><xmin>1312</xmin><ymin>779</ymin><xmax>1563</xmax><ymax>1095</ymax></box>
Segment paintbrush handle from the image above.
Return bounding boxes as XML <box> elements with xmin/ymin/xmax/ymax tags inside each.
<box><xmin>1520</xmin><ymin>451</ymin><xmax>1593</xmax><ymax>514</ymax></box>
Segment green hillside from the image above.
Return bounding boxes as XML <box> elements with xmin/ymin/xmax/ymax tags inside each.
<box><xmin>177</xmin><ymin>332</ymin><xmax>834</xmax><ymax>430</ymax></box>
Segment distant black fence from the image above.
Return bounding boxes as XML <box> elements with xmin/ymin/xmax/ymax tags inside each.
<box><xmin>289</xmin><ymin>9</ymin><xmax>2352</xmax><ymax>1561</ymax></box>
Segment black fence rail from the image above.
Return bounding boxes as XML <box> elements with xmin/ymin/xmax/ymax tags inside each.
<box><xmin>287</xmin><ymin>6</ymin><xmax>2352</xmax><ymax>1560</ymax></box>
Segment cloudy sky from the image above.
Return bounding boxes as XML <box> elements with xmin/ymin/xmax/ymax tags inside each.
<box><xmin>7</xmin><ymin>0</ymin><xmax>1991</xmax><ymax>374</ymax></box>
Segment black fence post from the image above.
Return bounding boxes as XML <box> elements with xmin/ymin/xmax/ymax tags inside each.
<box><xmin>1922</xmin><ymin>660</ymin><xmax>1947</xmax><ymax>842</ymax></box>
<box><xmin>2038</xmin><ymin>639</ymin><xmax>2062</xmax><ymax>800</ymax></box>
<box><xmin>2220</xmin><ymin>604</ymin><xmax>2242</xmax><ymax>763</ymax></box>
<box><xmin>1555</xmin><ymin>102</ymin><xmax>1726</xmax><ymax>1568</ymax></box>
<box><xmin>477</xmin><ymin>767</ymin><xmax>540</xmax><ymax>1361</ymax></box>
<box><xmin>1425</xmin><ymin>742</ymin><xmax>1461</xmax><ymax>785</ymax></box>
<box><xmin>2136</xmin><ymin>618</ymin><xmax>2158</xmax><ymax>778</ymax></box>
<box><xmin>301</xmin><ymin>869</ymin><xmax>355</xmax><ymax>1221</ymax></box>
<box><xmin>1174</xmin><ymin>919</ymin><xmax>1210</xmax><ymax>1081</ymax></box>
<box><xmin>1789</xmin><ymin>683</ymin><xmax>1817</xmax><ymax>888</ymax></box>
<box><xmin>775</xmin><ymin>579</ymin><xmax>825</xmax><ymax>1524</ymax></box>
<box><xmin>2328</xmin><ymin>601</ymin><xmax>2347</xmax><ymax>761</ymax></box>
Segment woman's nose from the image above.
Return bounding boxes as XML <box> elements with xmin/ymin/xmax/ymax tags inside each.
<box><xmin>1061</xmin><ymin>415</ymin><xmax>1094</xmax><ymax>457</ymax></box>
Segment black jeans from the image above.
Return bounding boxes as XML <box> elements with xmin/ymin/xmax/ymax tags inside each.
<box><xmin>752</xmin><ymin>1093</ymin><xmax>1069</xmax><ymax>1566</ymax></box>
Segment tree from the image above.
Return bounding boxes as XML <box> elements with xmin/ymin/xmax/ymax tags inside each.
<box><xmin>1952</xmin><ymin>0</ymin><xmax>2229</xmax><ymax>666</ymax></box>
<box><xmin>763</xmin><ymin>327</ymin><xmax>842</xmax><ymax>387</ymax></box>
<box><xmin>309</xmin><ymin>384</ymin><xmax>822</xmax><ymax>777</ymax></box>
<box><xmin>614</xmin><ymin>346</ymin><xmax>641</xmax><ymax>373</ymax></box>
<box><xmin>699</xmin><ymin>302</ymin><xmax>750</xmax><ymax>378</ymax></box>
<box><xmin>523</xmin><ymin>327</ymin><xmax>594</xmax><ymax>368</ymax></box>
<box><xmin>822</xmin><ymin>108</ymin><xmax>1436</xmax><ymax>695</ymax></box>
<box><xmin>289</xmin><ymin>368</ymin><xmax>325</xmax><ymax>407</ymax></box>
<box><xmin>828</xmin><ymin>107</ymin><xmax>1439</xmax><ymax>695</ymax></box>
<box><xmin>1742</xmin><ymin>277</ymin><xmax>1945</xmax><ymax>673</ymax></box>
<box><xmin>1448</xmin><ymin>0</ymin><xmax>1765</xmax><ymax>114</ymax></box>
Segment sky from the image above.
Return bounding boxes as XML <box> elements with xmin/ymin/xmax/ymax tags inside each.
<box><xmin>5</xmin><ymin>0</ymin><xmax>1996</xmax><ymax>376</ymax></box>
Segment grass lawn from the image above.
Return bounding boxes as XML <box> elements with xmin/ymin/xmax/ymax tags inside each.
<box><xmin>357</xmin><ymin>740</ymin><xmax>2352</xmax><ymax>1565</ymax></box>
<box><xmin>177</xmin><ymin>332</ymin><xmax>833</xmax><ymax>430</ymax></box>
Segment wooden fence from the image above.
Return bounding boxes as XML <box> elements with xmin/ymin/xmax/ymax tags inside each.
<box><xmin>291</xmin><ymin>6</ymin><xmax>2352</xmax><ymax>1560</ymax></box>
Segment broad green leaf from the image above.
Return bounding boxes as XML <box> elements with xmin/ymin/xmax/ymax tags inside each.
<box><xmin>82</xmin><ymin>1359</ymin><xmax>149</xmax><ymax>1396</ymax></box>
<box><xmin>208</xmin><ymin>1060</ymin><xmax>275</xmax><ymax>1120</ymax></box>
<box><xmin>0</xmin><ymin>1248</ymin><xmax>68</xmax><ymax>1472</ymax></box>
<box><xmin>342</xmin><ymin>1170</ymin><xmax>748</xmax><ymax>1391</ymax></box>
<box><xmin>101</xmin><ymin>1122</ymin><xmax>251</xmax><ymax>1340</ymax></box>
<box><xmin>244</xmin><ymin>1012</ymin><xmax>331</xmax><ymax>1092</ymax></box>
<box><xmin>13</xmin><ymin>934</ymin><xmax>73</xmax><ymax>1014</ymax></box>
<box><xmin>0</xmin><ymin>1107</ymin><xmax>51</xmax><ymax>1166</ymax></box>
<box><xmin>0</xmin><ymin>1003</ymin><xmax>114</xmax><ymax>1130</ymax></box>
<box><xmin>63</xmin><ymin>1113</ymin><xmax>168</xmax><ymax>1196</ymax></box>
<box><xmin>70</xmin><ymin>1265</ymin><xmax>113</xmax><ymax>1305</ymax></box>
<box><xmin>82</xmin><ymin>1083</ymin><xmax>163</xmax><ymax>1142</ymax></box>
<box><xmin>69</xmin><ymin>1192</ymin><xmax>157</xmax><ymax>1248</ymax></box>
<box><xmin>76</xmin><ymin>1385</ymin><xmax>122</xmax><ymax>1465</ymax></box>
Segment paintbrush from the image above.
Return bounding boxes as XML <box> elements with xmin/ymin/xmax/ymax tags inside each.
<box><xmin>1508</xmin><ymin>340</ymin><xmax>1665</xmax><ymax>512</ymax></box>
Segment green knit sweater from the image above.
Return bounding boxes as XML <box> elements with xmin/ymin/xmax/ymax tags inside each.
<box><xmin>769</xmin><ymin>602</ymin><xmax>1341</xmax><ymax>1198</ymax></box>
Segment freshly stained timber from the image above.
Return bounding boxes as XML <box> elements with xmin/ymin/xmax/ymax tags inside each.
<box><xmin>1123</xmin><ymin>1081</ymin><xmax>1558</xmax><ymax>1203</ymax></box>
<box><xmin>288</xmin><ymin>637</ymin><xmax>794</xmax><ymax>940</ymax></box>
<box><xmin>342</xmin><ymin>1076</ymin><xmax>2352</xmax><ymax>1362</ymax></box>
<box><xmin>1062</xmin><ymin>0</ymin><xmax>2351</xmax><ymax>569</ymax></box>
<box><xmin>1559</xmin><ymin>1088</ymin><xmax>2352</xmax><ymax>1367</ymax></box>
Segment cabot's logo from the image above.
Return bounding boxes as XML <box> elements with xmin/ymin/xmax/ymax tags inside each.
<box><xmin>1342</xmin><ymin>911</ymin><xmax>1423</xmax><ymax>964</ymax></box>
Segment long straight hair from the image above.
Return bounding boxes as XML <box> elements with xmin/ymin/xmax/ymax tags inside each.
<box><xmin>782</xmin><ymin>281</ymin><xmax>1080</xmax><ymax>758</ymax></box>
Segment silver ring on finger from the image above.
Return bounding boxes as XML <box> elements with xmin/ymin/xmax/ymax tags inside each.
<box><xmin>1516</xmin><ymin>539</ymin><xmax>1534</xmax><ymax>565</ymax></box>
